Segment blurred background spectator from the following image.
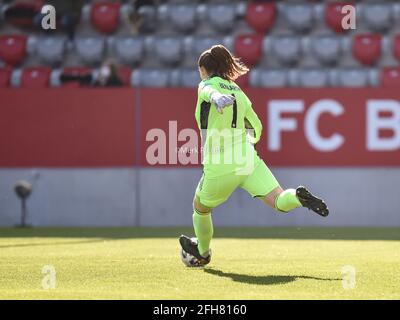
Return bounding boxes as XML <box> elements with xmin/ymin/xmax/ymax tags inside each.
<box><xmin>60</xmin><ymin>58</ymin><xmax>123</xmax><ymax>87</ymax></box>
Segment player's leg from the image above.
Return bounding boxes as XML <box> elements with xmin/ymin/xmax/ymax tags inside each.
<box><xmin>179</xmin><ymin>195</ymin><xmax>213</xmax><ymax>266</ymax></box>
<box><xmin>179</xmin><ymin>173</ymin><xmax>240</xmax><ymax>265</ymax></box>
<box><xmin>192</xmin><ymin>195</ymin><xmax>213</xmax><ymax>258</ymax></box>
<box><xmin>263</xmin><ymin>186</ymin><xmax>302</xmax><ymax>212</ymax></box>
<box><xmin>266</xmin><ymin>186</ymin><xmax>329</xmax><ymax>216</ymax></box>
<box><xmin>240</xmin><ymin>160</ymin><xmax>329</xmax><ymax>216</ymax></box>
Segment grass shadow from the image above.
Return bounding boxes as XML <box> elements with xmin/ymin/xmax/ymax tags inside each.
<box><xmin>204</xmin><ymin>268</ymin><xmax>341</xmax><ymax>286</ymax></box>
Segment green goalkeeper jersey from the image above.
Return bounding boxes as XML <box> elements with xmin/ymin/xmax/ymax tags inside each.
<box><xmin>195</xmin><ymin>76</ymin><xmax>263</xmax><ymax>178</ymax></box>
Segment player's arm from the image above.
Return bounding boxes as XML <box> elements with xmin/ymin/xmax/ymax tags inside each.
<box><xmin>245</xmin><ymin>103</ymin><xmax>262</xmax><ymax>144</ymax></box>
<box><xmin>198</xmin><ymin>81</ymin><xmax>235</xmax><ymax>114</ymax></box>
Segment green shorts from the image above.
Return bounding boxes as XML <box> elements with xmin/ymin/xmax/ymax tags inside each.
<box><xmin>195</xmin><ymin>160</ymin><xmax>280</xmax><ymax>208</ymax></box>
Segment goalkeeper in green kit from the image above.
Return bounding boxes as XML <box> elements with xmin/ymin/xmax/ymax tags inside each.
<box><xmin>179</xmin><ymin>45</ymin><xmax>329</xmax><ymax>266</ymax></box>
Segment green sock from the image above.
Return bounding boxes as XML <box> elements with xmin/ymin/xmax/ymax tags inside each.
<box><xmin>193</xmin><ymin>210</ymin><xmax>213</xmax><ymax>256</ymax></box>
<box><xmin>275</xmin><ymin>189</ymin><xmax>302</xmax><ymax>213</ymax></box>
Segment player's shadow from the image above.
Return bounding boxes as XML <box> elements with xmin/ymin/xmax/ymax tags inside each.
<box><xmin>204</xmin><ymin>268</ymin><xmax>341</xmax><ymax>286</ymax></box>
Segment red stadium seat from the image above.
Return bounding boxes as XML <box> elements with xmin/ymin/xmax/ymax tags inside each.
<box><xmin>245</xmin><ymin>2</ymin><xmax>276</xmax><ymax>33</ymax></box>
<box><xmin>235</xmin><ymin>73</ymin><xmax>249</xmax><ymax>88</ymax></box>
<box><xmin>234</xmin><ymin>34</ymin><xmax>263</xmax><ymax>67</ymax></box>
<box><xmin>91</xmin><ymin>2</ymin><xmax>121</xmax><ymax>34</ymax></box>
<box><xmin>325</xmin><ymin>2</ymin><xmax>355</xmax><ymax>33</ymax></box>
<box><xmin>393</xmin><ymin>34</ymin><xmax>400</xmax><ymax>62</ymax></box>
<box><xmin>352</xmin><ymin>34</ymin><xmax>381</xmax><ymax>66</ymax></box>
<box><xmin>118</xmin><ymin>67</ymin><xmax>132</xmax><ymax>87</ymax></box>
<box><xmin>21</xmin><ymin>67</ymin><xmax>52</xmax><ymax>88</ymax></box>
<box><xmin>381</xmin><ymin>67</ymin><xmax>400</xmax><ymax>87</ymax></box>
<box><xmin>0</xmin><ymin>68</ymin><xmax>11</xmax><ymax>87</ymax></box>
<box><xmin>0</xmin><ymin>35</ymin><xmax>27</xmax><ymax>66</ymax></box>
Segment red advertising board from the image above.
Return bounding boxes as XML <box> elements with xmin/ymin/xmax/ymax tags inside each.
<box><xmin>0</xmin><ymin>89</ymin><xmax>136</xmax><ymax>167</ymax></box>
<box><xmin>141</xmin><ymin>88</ymin><xmax>400</xmax><ymax>167</ymax></box>
<box><xmin>0</xmin><ymin>88</ymin><xmax>399</xmax><ymax>167</ymax></box>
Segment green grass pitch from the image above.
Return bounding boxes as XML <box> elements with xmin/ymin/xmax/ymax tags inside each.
<box><xmin>0</xmin><ymin>227</ymin><xmax>399</xmax><ymax>300</ymax></box>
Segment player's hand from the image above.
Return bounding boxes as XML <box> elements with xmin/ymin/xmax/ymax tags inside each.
<box><xmin>210</xmin><ymin>92</ymin><xmax>235</xmax><ymax>114</ymax></box>
<box><xmin>247</xmin><ymin>135</ymin><xmax>260</xmax><ymax>145</ymax></box>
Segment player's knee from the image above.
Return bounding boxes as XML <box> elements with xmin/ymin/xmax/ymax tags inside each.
<box><xmin>262</xmin><ymin>186</ymin><xmax>284</xmax><ymax>210</ymax></box>
<box><xmin>193</xmin><ymin>197</ymin><xmax>212</xmax><ymax>214</ymax></box>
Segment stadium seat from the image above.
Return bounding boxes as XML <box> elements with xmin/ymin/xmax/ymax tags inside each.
<box><xmin>0</xmin><ymin>68</ymin><xmax>11</xmax><ymax>87</ymax></box>
<box><xmin>369</xmin><ymin>68</ymin><xmax>380</xmax><ymax>87</ymax></box>
<box><xmin>298</xmin><ymin>69</ymin><xmax>329</xmax><ymax>87</ymax></box>
<box><xmin>168</xmin><ymin>4</ymin><xmax>197</xmax><ymax>33</ymax></box>
<box><xmin>254</xmin><ymin>69</ymin><xmax>288</xmax><ymax>88</ymax></box>
<box><xmin>20</xmin><ymin>67</ymin><xmax>52</xmax><ymax>88</ymax></box>
<box><xmin>184</xmin><ymin>68</ymin><xmax>200</xmax><ymax>88</ymax></box>
<box><xmin>192</xmin><ymin>36</ymin><xmax>225</xmax><ymax>58</ymax></box>
<box><xmin>0</xmin><ymin>35</ymin><xmax>27</xmax><ymax>66</ymax></box>
<box><xmin>154</xmin><ymin>37</ymin><xmax>182</xmax><ymax>66</ymax></box>
<box><xmin>271</xmin><ymin>36</ymin><xmax>301</xmax><ymax>66</ymax></box>
<box><xmin>90</xmin><ymin>1</ymin><xmax>121</xmax><ymax>34</ymax></box>
<box><xmin>208</xmin><ymin>4</ymin><xmax>236</xmax><ymax>33</ymax></box>
<box><xmin>170</xmin><ymin>68</ymin><xmax>199</xmax><ymax>88</ymax></box>
<box><xmin>75</xmin><ymin>37</ymin><xmax>105</xmax><ymax>65</ymax></box>
<box><xmin>36</xmin><ymin>36</ymin><xmax>66</xmax><ymax>66</ymax></box>
<box><xmin>393</xmin><ymin>34</ymin><xmax>400</xmax><ymax>62</ymax></box>
<box><xmin>352</xmin><ymin>34</ymin><xmax>381</xmax><ymax>66</ymax></box>
<box><xmin>284</xmin><ymin>3</ymin><xmax>314</xmax><ymax>33</ymax></box>
<box><xmin>114</xmin><ymin>36</ymin><xmax>144</xmax><ymax>66</ymax></box>
<box><xmin>381</xmin><ymin>67</ymin><xmax>400</xmax><ymax>87</ymax></box>
<box><xmin>362</xmin><ymin>3</ymin><xmax>392</xmax><ymax>31</ymax></box>
<box><xmin>234</xmin><ymin>34</ymin><xmax>263</xmax><ymax>67</ymax></box>
<box><xmin>131</xmin><ymin>68</ymin><xmax>170</xmax><ymax>87</ymax></box>
<box><xmin>245</xmin><ymin>2</ymin><xmax>276</xmax><ymax>33</ymax></box>
<box><xmin>336</xmin><ymin>69</ymin><xmax>369</xmax><ymax>87</ymax></box>
<box><xmin>325</xmin><ymin>2</ymin><xmax>355</xmax><ymax>33</ymax></box>
<box><xmin>310</xmin><ymin>36</ymin><xmax>341</xmax><ymax>66</ymax></box>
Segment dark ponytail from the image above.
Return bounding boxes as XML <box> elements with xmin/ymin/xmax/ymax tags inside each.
<box><xmin>198</xmin><ymin>45</ymin><xmax>249</xmax><ymax>81</ymax></box>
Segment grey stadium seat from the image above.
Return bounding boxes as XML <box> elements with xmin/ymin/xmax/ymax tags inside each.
<box><xmin>36</xmin><ymin>36</ymin><xmax>66</xmax><ymax>65</ymax></box>
<box><xmin>284</xmin><ymin>3</ymin><xmax>314</xmax><ymax>33</ymax></box>
<box><xmin>170</xmin><ymin>68</ymin><xmax>199</xmax><ymax>88</ymax></box>
<box><xmin>362</xmin><ymin>3</ymin><xmax>392</xmax><ymax>31</ymax></box>
<box><xmin>253</xmin><ymin>69</ymin><xmax>288</xmax><ymax>88</ymax></box>
<box><xmin>271</xmin><ymin>36</ymin><xmax>301</xmax><ymax>66</ymax></box>
<box><xmin>311</xmin><ymin>36</ymin><xmax>341</xmax><ymax>66</ymax></box>
<box><xmin>50</xmin><ymin>69</ymin><xmax>62</xmax><ymax>87</ymax></box>
<box><xmin>335</xmin><ymin>69</ymin><xmax>369</xmax><ymax>87</ymax></box>
<box><xmin>114</xmin><ymin>36</ymin><xmax>144</xmax><ymax>66</ymax></box>
<box><xmin>298</xmin><ymin>69</ymin><xmax>329</xmax><ymax>87</ymax></box>
<box><xmin>168</xmin><ymin>4</ymin><xmax>197</xmax><ymax>33</ymax></box>
<box><xmin>192</xmin><ymin>36</ymin><xmax>224</xmax><ymax>57</ymax></box>
<box><xmin>131</xmin><ymin>68</ymin><xmax>170</xmax><ymax>87</ymax></box>
<box><xmin>154</xmin><ymin>37</ymin><xmax>183</xmax><ymax>65</ymax></box>
<box><xmin>208</xmin><ymin>4</ymin><xmax>236</xmax><ymax>33</ymax></box>
<box><xmin>75</xmin><ymin>37</ymin><xmax>105</xmax><ymax>65</ymax></box>
<box><xmin>10</xmin><ymin>69</ymin><xmax>22</xmax><ymax>87</ymax></box>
